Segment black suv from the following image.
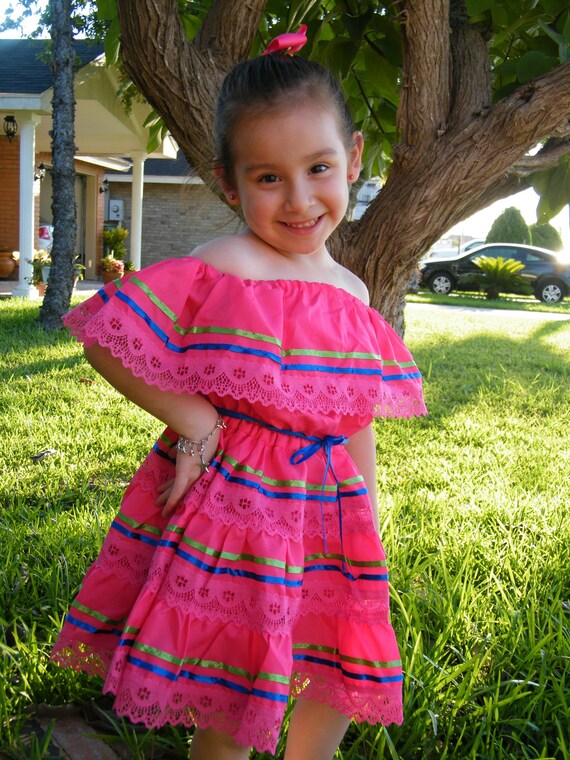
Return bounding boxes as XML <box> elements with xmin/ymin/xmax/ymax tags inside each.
<box><xmin>418</xmin><ymin>243</ymin><xmax>570</xmax><ymax>303</ymax></box>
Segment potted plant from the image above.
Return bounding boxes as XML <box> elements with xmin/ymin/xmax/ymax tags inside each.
<box><xmin>100</xmin><ymin>254</ymin><xmax>125</xmax><ymax>284</ymax></box>
<box><xmin>0</xmin><ymin>248</ymin><xmax>17</xmax><ymax>279</ymax></box>
<box><xmin>26</xmin><ymin>249</ymin><xmax>52</xmax><ymax>295</ymax></box>
<box><xmin>103</xmin><ymin>227</ymin><xmax>129</xmax><ymax>260</ymax></box>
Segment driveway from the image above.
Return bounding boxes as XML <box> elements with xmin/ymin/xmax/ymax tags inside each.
<box><xmin>406</xmin><ymin>302</ymin><xmax>570</xmax><ymax>322</ymax></box>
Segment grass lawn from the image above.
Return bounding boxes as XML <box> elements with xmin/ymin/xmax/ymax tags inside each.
<box><xmin>0</xmin><ymin>297</ymin><xmax>569</xmax><ymax>759</ymax></box>
<box><xmin>408</xmin><ymin>287</ymin><xmax>570</xmax><ymax>315</ymax></box>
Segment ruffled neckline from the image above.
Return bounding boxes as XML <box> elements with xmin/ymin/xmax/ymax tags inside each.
<box><xmin>64</xmin><ymin>256</ymin><xmax>427</xmax><ymax>421</ymax></box>
<box><xmin>193</xmin><ymin>258</ymin><xmax>367</xmax><ymax>307</ymax></box>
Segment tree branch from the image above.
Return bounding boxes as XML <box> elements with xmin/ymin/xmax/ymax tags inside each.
<box><xmin>448</xmin><ymin>1</ymin><xmax>492</xmax><ymax>130</ymax></box>
<box><xmin>194</xmin><ymin>0</ymin><xmax>266</xmax><ymax>62</ymax></box>
<box><xmin>396</xmin><ymin>0</ymin><xmax>451</xmax><ymax>152</ymax></box>
<box><xmin>117</xmin><ymin>0</ymin><xmax>264</xmax><ymax>180</ymax></box>
<box><xmin>510</xmin><ymin>137</ymin><xmax>570</xmax><ymax>177</ymax></box>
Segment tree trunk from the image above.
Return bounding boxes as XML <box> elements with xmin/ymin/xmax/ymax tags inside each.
<box><xmin>116</xmin><ymin>0</ymin><xmax>570</xmax><ymax>334</ymax></box>
<box><xmin>39</xmin><ymin>0</ymin><xmax>77</xmax><ymax>330</ymax></box>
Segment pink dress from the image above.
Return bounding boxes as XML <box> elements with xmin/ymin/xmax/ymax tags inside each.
<box><xmin>52</xmin><ymin>257</ymin><xmax>426</xmax><ymax>753</ymax></box>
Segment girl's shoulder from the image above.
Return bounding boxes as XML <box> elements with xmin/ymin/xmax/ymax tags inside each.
<box><xmin>333</xmin><ymin>264</ymin><xmax>370</xmax><ymax>305</ymax></box>
<box><xmin>193</xmin><ymin>235</ymin><xmax>370</xmax><ymax>306</ymax></box>
<box><xmin>192</xmin><ymin>235</ymin><xmax>263</xmax><ymax>281</ymax></box>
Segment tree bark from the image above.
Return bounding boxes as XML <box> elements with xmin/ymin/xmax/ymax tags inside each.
<box><xmin>116</xmin><ymin>0</ymin><xmax>570</xmax><ymax>333</ymax></box>
<box><xmin>39</xmin><ymin>0</ymin><xmax>77</xmax><ymax>330</ymax></box>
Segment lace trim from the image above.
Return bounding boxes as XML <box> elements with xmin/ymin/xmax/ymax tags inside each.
<box><xmin>65</xmin><ymin>309</ymin><xmax>426</xmax><ymax>420</ymax></box>
<box><xmin>193</xmin><ymin>477</ymin><xmax>376</xmax><ymax>541</ymax></box>
<box><xmin>143</xmin><ymin>569</ymin><xmax>390</xmax><ymax>635</ymax></box>
<box><xmin>291</xmin><ymin>671</ymin><xmax>403</xmax><ymax>727</ymax></box>
<box><xmin>102</xmin><ymin>662</ymin><xmax>401</xmax><ymax>753</ymax></box>
<box><xmin>51</xmin><ymin>641</ymin><xmax>111</xmax><ymax>679</ymax></box>
<box><xmin>108</xmin><ymin>686</ymin><xmax>282</xmax><ymax>753</ymax></box>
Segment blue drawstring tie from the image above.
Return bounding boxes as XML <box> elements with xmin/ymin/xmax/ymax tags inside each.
<box><xmin>216</xmin><ymin>407</ymin><xmax>350</xmax><ymax>574</ymax></box>
<box><xmin>290</xmin><ymin>434</ymin><xmax>348</xmax><ymax>567</ymax></box>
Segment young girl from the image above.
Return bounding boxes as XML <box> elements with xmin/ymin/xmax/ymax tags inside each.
<box><xmin>52</xmin><ymin>28</ymin><xmax>427</xmax><ymax>760</ymax></box>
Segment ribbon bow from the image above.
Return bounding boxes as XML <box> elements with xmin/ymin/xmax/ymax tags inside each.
<box><xmin>263</xmin><ymin>25</ymin><xmax>308</xmax><ymax>56</ymax></box>
<box><xmin>290</xmin><ymin>433</ymin><xmax>349</xmax><ymax>571</ymax></box>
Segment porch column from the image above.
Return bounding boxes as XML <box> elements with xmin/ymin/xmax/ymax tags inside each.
<box><xmin>13</xmin><ymin>115</ymin><xmax>41</xmax><ymax>298</ymax></box>
<box><xmin>130</xmin><ymin>151</ymin><xmax>146</xmax><ymax>270</ymax></box>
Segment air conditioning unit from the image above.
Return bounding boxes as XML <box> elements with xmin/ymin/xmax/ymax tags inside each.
<box><xmin>108</xmin><ymin>199</ymin><xmax>124</xmax><ymax>222</ymax></box>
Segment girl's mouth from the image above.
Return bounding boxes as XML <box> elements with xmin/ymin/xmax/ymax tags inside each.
<box><xmin>283</xmin><ymin>216</ymin><xmax>322</xmax><ymax>230</ymax></box>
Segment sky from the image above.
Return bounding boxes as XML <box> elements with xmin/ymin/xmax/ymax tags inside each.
<box><xmin>2</xmin><ymin>0</ymin><xmax>568</xmax><ymax>250</ymax></box>
<box><xmin>448</xmin><ymin>189</ymin><xmax>570</xmax><ymax>250</ymax></box>
<box><xmin>0</xmin><ymin>0</ymin><xmax>47</xmax><ymax>37</ymax></box>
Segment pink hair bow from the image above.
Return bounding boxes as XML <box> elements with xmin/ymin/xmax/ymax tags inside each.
<box><xmin>263</xmin><ymin>25</ymin><xmax>308</xmax><ymax>56</ymax></box>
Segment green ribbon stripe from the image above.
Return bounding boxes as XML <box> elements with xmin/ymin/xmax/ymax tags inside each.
<box><xmin>293</xmin><ymin>642</ymin><xmax>400</xmax><ymax>669</ymax></box>
<box><xmin>129</xmin><ymin>640</ymin><xmax>290</xmax><ymax>685</ymax></box>
<box><xmin>219</xmin><ymin>454</ymin><xmax>364</xmax><ymax>491</ymax></box>
<box><xmin>304</xmin><ymin>552</ymin><xmax>387</xmax><ymax>568</ymax></box>
<box><xmin>117</xmin><ymin>511</ymin><xmax>163</xmax><ymax>537</ymax></box>
<box><xmin>179</xmin><ymin>534</ymin><xmax>303</xmax><ymax>574</ymax></box>
<box><xmin>160</xmin><ymin>431</ymin><xmax>176</xmax><ymax>447</ymax></box>
<box><xmin>72</xmin><ymin>600</ymin><xmax>126</xmax><ymax>626</ymax></box>
<box><xmin>283</xmin><ymin>348</ymin><xmax>381</xmax><ymax>360</ymax></box>
<box><xmin>131</xmin><ymin>278</ymin><xmax>282</xmax><ymax>346</ymax></box>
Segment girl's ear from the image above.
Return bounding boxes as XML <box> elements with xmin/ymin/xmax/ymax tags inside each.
<box><xmin>214</xmin><ymin>166</ymin><xmax>240</xmax><ymax>205</ymax></box>
<box><xmin>348</xmin><ymin>131</ymin><xmax>364</xmax><ymax>183</ymax></box>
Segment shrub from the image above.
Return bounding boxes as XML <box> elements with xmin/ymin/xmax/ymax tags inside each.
<box><xmin>486</xmin><ymin>207</ymin><xmax>530</xmax><ymax>244</ymax></box>
<box><xmin>466</xmin><ymin>255</ymin><xmax>530</xmax><ymax>299</ymax></box>
<box><xmin>529</xmin><ymin>222</ymin><xmax>563</xmax><ymax>251</ymax></box>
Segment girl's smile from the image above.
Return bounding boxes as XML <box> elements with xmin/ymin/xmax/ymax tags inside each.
<box><xmin>224</xmin><ymin>102</ymin><xmax>363</xmax><ymax>260</ymax></box>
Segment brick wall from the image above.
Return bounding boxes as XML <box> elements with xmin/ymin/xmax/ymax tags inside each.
<box><xmin>0</xmin><ymin>137</ymin><xmax>20</xmax><ymax>252</ymax></box>
<box><xmin>109</xmin><ymin>181</ymin><xmax>244</xmax><ymax>267</ymax></box>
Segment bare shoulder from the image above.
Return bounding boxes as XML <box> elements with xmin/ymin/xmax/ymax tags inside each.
<box><xmin>194</xmin><ymin>232</ymin><xmax>267</xmax><ymax>279</ymax></box>
<box><xmin>335</xmin><ymin>264</ymin><xmax>370</xmax><ymax>305</ymax></box>
<box><xmin>191</xmin><ymin>236</ymin><xmax>249</xmax><ymax>278</ymax></box>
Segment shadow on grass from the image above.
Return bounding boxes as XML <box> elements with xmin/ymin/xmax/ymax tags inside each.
<box><xmin>410</xmin><ymin>317</ymin><xmax>569</xmax><ymax>421</ymax></box>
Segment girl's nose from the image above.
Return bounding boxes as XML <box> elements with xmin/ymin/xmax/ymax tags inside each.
<box><xmin>284</xmin><ymin>179</ymin><xmax>311</xmax><ymax>212</ymax></box>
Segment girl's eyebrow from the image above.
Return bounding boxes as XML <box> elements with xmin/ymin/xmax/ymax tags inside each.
<box><xmin>245</xmin><ymin>148</ymin><xmax>340</xmax><ymax>173</ymax></box>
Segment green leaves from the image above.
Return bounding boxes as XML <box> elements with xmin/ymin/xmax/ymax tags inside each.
<box><xmin>143</xmin><ymin>110</ymin><xmax>170</xmax><ymax>154</ymax></box>
<box><xmin>468</xmin><ymin>256</ymin><xmax>530</xmax><ymax>299</ymax></box>
<box><xmin>530</xmin><ymin>155</ymin><xmax>570</xmax><ymax>223</ymax></box>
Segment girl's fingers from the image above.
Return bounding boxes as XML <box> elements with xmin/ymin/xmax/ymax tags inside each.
<box><xmin>157</xmin><ymin>478</ymin><xmax>175</xmax><ymax>494</ymax></box>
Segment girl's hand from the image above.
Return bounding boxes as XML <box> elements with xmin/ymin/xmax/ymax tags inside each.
<box><xmin>156</xmin><ymin>425</ymin><xmax>222</xmax><ymax>518</ymax></box>
<box><xmin>156</xmin><ymin>449</ymin><xmax>203</xmax><ymax>518</ymax></box>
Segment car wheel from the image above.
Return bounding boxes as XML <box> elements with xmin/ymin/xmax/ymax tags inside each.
<box><xmin>536</xmin><ymin>278</ymin><xmax>565</xmax><ymax>303</ymax></box>
<box><xmin>428</xmin><ymin>271</ymin><xmax>454</xmax><ymax>295</ymax></box>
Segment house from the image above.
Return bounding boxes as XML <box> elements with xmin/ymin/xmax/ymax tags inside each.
<box><xmin>0</xmin><ymin>37</ymin><xmax>185</xmax><ymax>297</ymax></box>
<box><xmin>105</xmin><ymin>151</ymin><xmax>242</xmax><ymax>268</ymax></box>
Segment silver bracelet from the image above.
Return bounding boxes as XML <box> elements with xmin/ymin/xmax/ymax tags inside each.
<box><xmin>176</xmin><ymin>416</ymin><xmax>226</xmax><ymax>473</ymax></box>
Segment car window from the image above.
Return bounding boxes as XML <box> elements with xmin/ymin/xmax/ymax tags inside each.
<box><xmin>526</xmin><ymin>251</ymin><xmax>550</xmax><ymax>262</ymax></box>
<box><xmin>473</xmin><ymin>246</ymin><xmax>526</xmax><ymax>263</ymax></box>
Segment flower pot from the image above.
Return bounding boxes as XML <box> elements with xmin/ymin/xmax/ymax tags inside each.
<box><xmin>0</xmin><ymin>251</ymin><xmax>15</xmax><ymax>279</ymax></box>
<box><xmin>102</xmin><ymin>270</ymin><xmax>122</xmax><ymax>284</ymax></box>
<box><xmin>37</xmin><ymin>282</ymin><xmax>47</xmax><ymax>296</ymax></box>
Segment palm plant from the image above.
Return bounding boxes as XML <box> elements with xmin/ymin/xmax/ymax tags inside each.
<box><xmin>462</xmin><ymin>256</ymin><xmax>530</xmax><ymax>300</ymax></box>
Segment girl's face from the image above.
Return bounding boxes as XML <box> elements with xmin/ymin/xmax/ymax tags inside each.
<box><xmin>221</xmin><ymin>101</ymin><xmax>363</xmax><ymax>260</ymax></box>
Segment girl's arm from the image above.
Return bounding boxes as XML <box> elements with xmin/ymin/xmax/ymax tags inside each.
<box><xmin>84</xmin><ymin>343</ymin><xmax>220</xmax><ymax>517</ymax></box>
<box><xmin>345</xmin><ymin>423</ymin><xmax>379</xmax><ymax>533</ymax></box>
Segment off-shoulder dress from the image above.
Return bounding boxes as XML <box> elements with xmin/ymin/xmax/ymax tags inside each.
<box><xmin>51</xmin><ymin>257</ymin><xmax>427</xmax><ymax>753</ymax></box>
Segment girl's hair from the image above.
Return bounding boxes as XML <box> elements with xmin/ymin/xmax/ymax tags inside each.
<box><xmin>214</xmin><ymin>53</ymin><xmax>355</xmax><ymax>177</ymax></box>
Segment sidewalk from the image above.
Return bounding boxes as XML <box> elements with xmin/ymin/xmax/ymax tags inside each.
<box><xmin>0</xmin><ymin>279</ymin><xmax>101</xmax><ymax>297</ymax></box>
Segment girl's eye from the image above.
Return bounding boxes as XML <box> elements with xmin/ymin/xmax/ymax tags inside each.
<box><xmin>259</xmin><ymin>174</ymin><xmax>279</xmax><ymax>183</ymax></box>
<box><xmin>310</xmin><ymin>164</ymin><xmax>329</xmax><ymax>174</ymax></box>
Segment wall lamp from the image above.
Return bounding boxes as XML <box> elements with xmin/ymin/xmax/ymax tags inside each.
<box><xmin>99</xmin><ymin>178</ymin><xmax>109</xmax><ymax>194</ymax></box>
<box><xmin>34</xmin><ymin>162</ymin><xmax>46</xmax><ymax>182</ymax></box>
<box><xmin>3</xmin><ymin>115</ymin><xmax>18</xmax><ymax>142</ymax></box>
